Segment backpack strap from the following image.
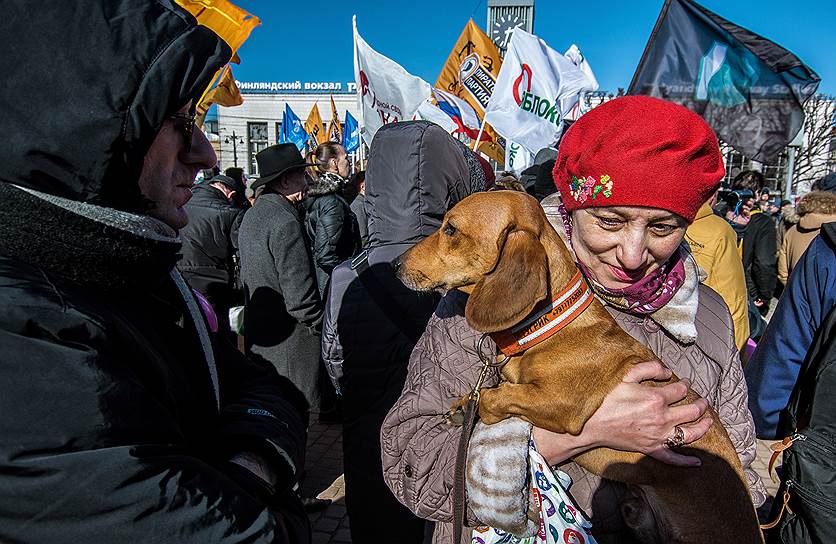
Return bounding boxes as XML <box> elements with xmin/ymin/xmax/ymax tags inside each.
<box><xmin>350</xmin><ymin>250</ymin><xmax>423</xmax><ymax>343</ymax></box>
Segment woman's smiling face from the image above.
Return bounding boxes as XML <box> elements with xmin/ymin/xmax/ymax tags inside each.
<box><xmin>570</xmin><ymin>206</ymin><xmax>688</xmax><ymax>290</ymax></box>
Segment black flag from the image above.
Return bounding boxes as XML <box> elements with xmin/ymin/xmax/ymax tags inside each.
<box><xmin>628</xmin><ymin>0</ymin><xmax>820</xmax><ymax>165</ymax></box>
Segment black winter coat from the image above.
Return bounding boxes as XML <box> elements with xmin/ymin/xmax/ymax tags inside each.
<box><xmin>742</xmin><ymin>211</ymin><xmax>778</xmax><ymax>302</ymax></box>
<box><xmin>0</xmin><ymin>1</ymin><xmax>309</xmax><ymax>541</ymax></box>
<box><xmin>302</xmin><ymin>174</ymin><xmax>360</xmax><ymax>294</ymax></box>
<box><xmin>0</xmin><ymin>187</ymin><xmax>309</xmax><ymax>543</ymax></box>
<box><xmin>178</xmin><ymin>184</ymin><xmax>245</xmax><ymax>317</ymax></box>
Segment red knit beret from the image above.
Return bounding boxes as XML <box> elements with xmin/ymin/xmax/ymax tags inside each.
<box><xmin>552</xmin><ymin>96</ymin><xmax>724</xmax><ymax>223</ymax></box>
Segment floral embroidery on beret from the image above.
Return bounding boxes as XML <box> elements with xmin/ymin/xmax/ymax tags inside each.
<box><xmin>569</xmin><ymin>174</ymin><xmax>613</xmax><ymax>203</ymax></box>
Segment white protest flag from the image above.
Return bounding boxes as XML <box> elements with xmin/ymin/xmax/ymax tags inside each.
<box><xmin>505</xmin><ymin>140</ymin><xmax>535</xmax><ymax>174</ymax></box>
<box><xmin>562</xmin><ymin>44</ymin><xmax>599</xmax><ymax>120</ymax></box>
<box><xmin>353</xmin><ymin>16</ymin><xmax>431</xmax><ymax>146</ymax></box>
<box><xmin>484</xmin><ymin>29</ymin><xmax>590</xmax><ymax>154</ymax></box>
<box><xmin>415</xmin><ymin>100</ymin><xmax>459</xmax><ymax>134</ymax></box>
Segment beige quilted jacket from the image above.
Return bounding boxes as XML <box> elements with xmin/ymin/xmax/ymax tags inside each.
<box><xmin>381</xmin><ymin>287</ymin><xmax>766</xmax><ymax>543</ymax></box>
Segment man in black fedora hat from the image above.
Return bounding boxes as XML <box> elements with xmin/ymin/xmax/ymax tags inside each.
<box><xmin>238</xmin><ymin>143</ymin><xmax>323</xmax><ymax>417</ymax></box>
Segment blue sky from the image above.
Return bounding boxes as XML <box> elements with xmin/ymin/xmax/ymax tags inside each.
<box><xmin>231</xmin><ymin>0</ymin><xmax>834</xmax><ymax>95</ymax></box>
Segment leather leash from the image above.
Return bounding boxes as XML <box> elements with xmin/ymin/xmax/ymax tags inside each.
<box><xmin>450</xmin><ymin>334</ymin><xmax>508</xmax><ymax>543</ymax></box>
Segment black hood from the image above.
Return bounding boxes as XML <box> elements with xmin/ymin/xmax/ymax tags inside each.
<box><xmin>0</xmin><ymin>0</ymin><xmax>231</xmax><ymax>212</ymax></box>
<box><xmin>365</xmin><ymin>121</ymin><xmax>482</xmax><ymax>247</ymax></box>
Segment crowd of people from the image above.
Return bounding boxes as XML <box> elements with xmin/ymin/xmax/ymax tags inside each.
<box><xmin>1</xmin><ymin>2</ymin><xmax>834</xmax><ymax>543</ymax></box>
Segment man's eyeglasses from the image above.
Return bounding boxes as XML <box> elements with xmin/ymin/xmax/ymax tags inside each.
<box><xmin>169</xmin><ymin>111</ymin><xmax>196</xmax><ymax>153</ymax></box>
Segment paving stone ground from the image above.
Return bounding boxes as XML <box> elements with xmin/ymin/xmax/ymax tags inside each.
<box><xmin>303</xmin><ymin>418</ymin><xmax>781</xmax><ymax>543</ymax></box>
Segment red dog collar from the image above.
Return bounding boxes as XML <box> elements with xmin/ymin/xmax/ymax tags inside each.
<box><xmin>491</xmin><ymin>269</ymin><xmax>593</xmax><ymax>357</ymax></box>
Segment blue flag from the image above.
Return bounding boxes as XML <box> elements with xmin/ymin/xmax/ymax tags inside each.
<box><xmin>342</xmin><ymin>111</ymin><xmax>360</xmax><ymax>153</ymax></box>
<box><xmin>280</xmin><ymin>103</ymin><xmax>308</xmax><ymax>152</ymax></box>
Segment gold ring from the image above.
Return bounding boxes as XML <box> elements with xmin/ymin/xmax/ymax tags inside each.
<box><xmin>665</xmin><ymin>425</ymin><xmax>686</xmax><ymax>448</ymax></box>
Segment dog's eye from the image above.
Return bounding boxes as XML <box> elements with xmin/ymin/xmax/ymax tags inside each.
<box><xmin>444</xmin><ymin>224</ymin><xmax>456</xmax><ymax>236</ymax></box>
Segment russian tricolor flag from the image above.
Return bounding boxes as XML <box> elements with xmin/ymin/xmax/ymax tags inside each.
<box><xmin>433</xmin><ymin>89</ymin><xmax>492</xmax><ymax>143</ymax></box>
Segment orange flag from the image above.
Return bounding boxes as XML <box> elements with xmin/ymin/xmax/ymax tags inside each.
<box><xmin>305</xmin><ymin>104</ymin><xmax>326</xmax><ymax>146</ymax></box>
<box><xmin>436</xmin><ymin>19</ymin><xmax>505</xmax><ymax>166</ymax></box>
<box><xmin>326</xmin><ymin>95</ymin><xmax>342</xmax><ymax>143</ymax></box>
<box><xmin>176</xmin><ymin>0</ymin><xmax>260</xmax><ymax>105</ymax></box>
<box><xmin>196</xmin><ymin>64</ymin><xmax>243</xmax><ymax>125</ymax></box>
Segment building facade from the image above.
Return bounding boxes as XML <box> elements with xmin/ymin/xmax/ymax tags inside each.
<box><xmin>211</xmin><ymin>82</ymin><xmax>359</xmax><ymax>176</ymax></box>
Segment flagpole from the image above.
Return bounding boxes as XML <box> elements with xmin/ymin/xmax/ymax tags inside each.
<box><xmin>352</xmin><ymin>15</ymin><xmax>365</xmax><ymax>153</ymax></box>
<box><xmin>472</xmin><ymin>120</ymin><xmax>486</xmax><ymax>151</ymax></box>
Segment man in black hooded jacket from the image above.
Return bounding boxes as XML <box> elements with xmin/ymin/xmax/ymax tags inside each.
<box><xmin>0</xmin><ymin>1</ymin><xmax>309</xmax><ymax>542</ymax></box>
<box><xmin>179</xmin><ymin>174</ymin><xmax>246</xmax><ymax>337</ymax></box>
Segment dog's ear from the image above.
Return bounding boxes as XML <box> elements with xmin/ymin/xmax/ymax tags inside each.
<box><xmin>465</xmin><ymin>230</ymin><xmax>549</xmax><ymax>333</ymax></box>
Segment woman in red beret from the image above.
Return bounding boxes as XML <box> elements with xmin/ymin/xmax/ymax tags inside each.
<box><xmin>380</xmin><ymin>96</ymin><xmax>766</xmax><ymax>543</ymax></box>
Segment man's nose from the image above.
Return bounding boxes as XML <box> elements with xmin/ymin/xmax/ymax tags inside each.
<box><xmin>186</xmin><ymin>127</ymin><xmax>217</xmax><ymax>169</ymax></box>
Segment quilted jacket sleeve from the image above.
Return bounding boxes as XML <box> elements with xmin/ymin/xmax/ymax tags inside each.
<box><xmin>380</xmin><ymin>293</ymin><xmax>502</xmax><ymax>526</ymax></box>
<box><xmin>312</xmin><ymin>196</ymin><xmax>347</xmax><ymax>273</ymax></box>
<box><xmin>711</xmin><ymin>301</ymin><xmax>769</xmax><ymax>507</ymax></box>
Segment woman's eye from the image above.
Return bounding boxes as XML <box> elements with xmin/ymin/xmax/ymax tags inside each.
<box><xmin>651</xmin><ymin>223</ymin><xmax>677</xmax><ymax>235</ymax></box>
<box><xmin>444</xmin><ymin>225</ymin><xmax>456</xmax><ymax>236</ymax></box>
<box><xmin>597</xmin><ymin>217</ymin><xmax>622</xmax><ymax>229</ymax></box>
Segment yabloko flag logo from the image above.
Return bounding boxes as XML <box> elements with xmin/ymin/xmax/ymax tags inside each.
<box><xmin>513</xmin><ymin>63</ymin><xmax>560</xmax><ymax>126</ymax></box>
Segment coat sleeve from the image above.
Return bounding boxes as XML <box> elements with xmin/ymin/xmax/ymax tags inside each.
<box><xmin>777</xmin><ymin>233</ymin><xmax>789</xmax><ymax>286</ymax></box>
<box><xmin>380</xmin><ymin>295</ymin><xmax>535</xmax><ymax>536</ymax></box>
<box><xmin>321</xmin><ymin>278</ymin><xmax>344</xmax><ymax>394</ymax></box>
<box><xmin>270</xmin><ymin>218</ymin><xmax>323</xmax><ymax>330</ymax></box>
<box><xmin>312</xmin><ymin>197</ymin><xmax>346</xmax><ymax>273</ymax></box>
<box><xmin>750</xmin><ymin>215</ymin><xmax>777</xmax><ymax>301</ymax></box>
<box><xmin>746</xmin><ymin>236</ymin><xmax>836</xmax><ymax>439</ymax></box>
<box><xmin>214</xmin><ymin>335</ymin><xmax>309</xmax><ymax>485</ymax></box>
<box><xmin>703</xmin><ymin>227</ymin><xmax>750</xmax><ymax>351</ymax></box>
<box><xmin>714</xmin><ymin>322</ymin><xmax>768</xmax><ymax>507</ymax></box>
<box><xmin>0</xmin><ymin>319</ymin><xmax>309</xmax><ymax>543</ymax></box>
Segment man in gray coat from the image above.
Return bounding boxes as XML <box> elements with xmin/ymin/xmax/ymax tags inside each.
<box><xmin>239</xmin><ymin>144</ymin><xmax>323</xmax><ymax>417</ymax></box>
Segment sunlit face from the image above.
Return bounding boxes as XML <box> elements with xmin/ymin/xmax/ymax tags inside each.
<box><xmin>570</xmin><ymin>206</ymin><xmax>688</xmax><ymax>290</ymax></box>
<box><xmin>137</xmin><ymin>102</ymin><xmax>215</xmax><ymax>230</ymax></box>
<box><xmin>330</xmin><ymin>146</ymin><xmax>350</xmax><ymax>178</ymax></box>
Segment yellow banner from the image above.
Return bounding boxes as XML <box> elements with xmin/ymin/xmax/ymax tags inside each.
<box><xmin>196</xmin><ymin>64</ymin><xmax>243</xmax><ymax>125</ymax></box>
<box><xmin>176</xmin><ymin>0</ymin><xmax>260</xmax><ymax>53</ymax></box>
<box><xmin>436</xmin><ymin>19</ymin><xmax>504</xmax><ymax>165</ymax></box>
<box><xmin>176</xmin><ymin>0</ymin><xmax>260</xmax><ymax>106</ymax></box>
<box><xmin>327</xmin><ymin>95</ymin><xmax>342</xmax><ymax>143</ymax></box>
<box><xmin>305</xmin><ymin>104</ymin><xmax>326</xmax><ymax>146</ymax></box>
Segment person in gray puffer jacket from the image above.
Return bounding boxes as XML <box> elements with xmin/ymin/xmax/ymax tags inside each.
<box><xmin>321</xmin><ymin>121</ymin><xmax>485</xmax><ymax>543</ymax></box>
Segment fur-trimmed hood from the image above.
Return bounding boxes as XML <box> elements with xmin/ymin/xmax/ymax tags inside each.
<box><xmin>797</xmin><ymin>191</ymin><xmax>836</xmax><ymax>230</ymax></box>
<box><xmin>306</xmin><ymin>173</ymin><xmax>342</xmax><ymax>197</ymax></box>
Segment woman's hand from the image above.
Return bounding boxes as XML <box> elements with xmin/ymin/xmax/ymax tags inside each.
<box><xmin>532</xmin><ymin>360</ymin><xmax>712</xmax><ymax>467</ymax></box>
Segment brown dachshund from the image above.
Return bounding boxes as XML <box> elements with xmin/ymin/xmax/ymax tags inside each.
<box><xmin>397</xmin><ymin>191</ymin><xmax>762</xmax><ymax>543</ymax></box>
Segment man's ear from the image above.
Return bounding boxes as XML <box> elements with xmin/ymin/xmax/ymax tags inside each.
<box><xmin>465</xmin><ymin>230</ymin><xmax>549</xmax><ymax>333</ymax></box>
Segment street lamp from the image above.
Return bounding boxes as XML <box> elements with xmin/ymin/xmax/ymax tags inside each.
<box><xmin>224</xmin><ymin>130</ymin><xmax>245</xmax><ymax>168</ymax></box>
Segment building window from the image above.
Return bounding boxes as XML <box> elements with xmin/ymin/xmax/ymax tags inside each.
<box><xmin>276</xmin><ymin>121</ymin><xmax>282</xmax><ymax>144</ymax></box>
<box><xmin>248</xmin><ymin>122</ymin><xmax>268</xmax><ymax>175</ymax></box>
<box><xmin>720</xmin><ymin>140</ymin><xmax>786</xmax><ymax>193</ymax></box>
